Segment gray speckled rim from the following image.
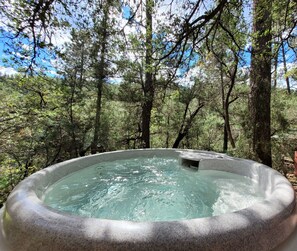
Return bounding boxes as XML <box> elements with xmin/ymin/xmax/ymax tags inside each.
<box><xmin>1</xmin><ymin>149</ymin><xmax>297</xmax><ymax>251</ymax></box>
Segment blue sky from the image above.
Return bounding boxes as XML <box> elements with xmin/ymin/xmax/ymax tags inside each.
<box><xmin>0</xmin><ymin>29</ymin><xmax>59</xmax><ymax>76</ymax></box>
<box><xmin>122</xmin><ymin>5</ymin><xmax>131</xmax><ymax>20</ymax></box>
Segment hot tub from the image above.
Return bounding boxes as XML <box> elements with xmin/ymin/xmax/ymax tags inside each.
<box><xmin>0</xmin><ymin>149</ymin><xmax>296</xmax><ymax>251</ymax></box>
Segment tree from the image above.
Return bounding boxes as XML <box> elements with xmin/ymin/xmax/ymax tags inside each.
<box><xmin>0</xmin><ymin>0</ymin><xmax>73</xmax><ymax>72</ymax></box>
<box><xmin>157</xmin><ymin>0</ymin><xmax>228</xmax><ymax>64</ymax></box>
<box><xmin>58</xmin><ymin>29</ymin><xmax>94</xmax><ymax>157</ymax></box>
<box><xmin>216</xmin><ymin>54</ymin><xmax>238</xmax><ymax>152</ymax></box>
<box><xmin>0</xmin><ymin>75</ymin><xmax>69</xmax><ymax>180</ymax></box>
<box><xmin>141</xmin><ymin>0</ymin><xmax>154</xmax><ymax>148</ymax></box>
<box><xmin>189</xmin><ymin>0</ymin><xmax>246</xmax><ymax>152</ymax></box>
<box><xmin>250</xmin><ymin>0</ymin><xmax>273</xmax><ymax>166</ymax></box>
<box><xmin>118</xmin><ymin>0</ymin><xmax>176</xmax><ymax>148</ymax></box>
<box><xmin>172</xmin><ymin>82</ymin><xmax>204</xmax><ymax>148</ymax></box>
<box><xmin>90</xmin><ymin>2</ymin><xmax>111</xmax><ymax>154</ymax></box>
<box><xmin>271</xmin><ymin>0</ymin><xmax>297</xmax><ymax>93</ymax></box>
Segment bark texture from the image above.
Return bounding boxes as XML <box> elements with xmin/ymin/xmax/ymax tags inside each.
<box><xmin>250</xmin><ymin>0</ymin><xmax>272</xmax><ymax>166</ymax></box>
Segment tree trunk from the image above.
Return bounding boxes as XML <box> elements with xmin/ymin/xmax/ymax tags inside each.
<box><xmin>166</xmin><ymin>114</ymin><xmax>170</xmax><ymax>148</ymax></box>
<box><xmin>224</xmin><ymin>104</ymin><xmax>236</xmax><ymax>148</ymax></box>
<box><xmin>141</xmin><ymin>0</ymin><xmax>154</xmax><ymax>148</ymax></box>
<box><xmin>224</xmin><ymin>56</ymin><xmax>237</xmax><ymax>150</ymax></box>
<box><xmin>220</xmin><ymin>63</ymin><xmax>228</xmax><ymax>152</ymax></box>
<box><xmin>69</xmin><ymin>72</ymin><xmax>78</xmax><ymax>157</ymax></box>
<box><xmin>173</xmin><ymin>132</ymin><xmax>186</xmax><ymax>148</ymax></box>
<box><xmin>91</xmin><ymin>8</ymin><xmax>109</xmax><ymax>154</ymax></box>
<box><xmin>250</xmin><ymin>0</ymin><xmax>272</xmax><ymax>166</ymax></box>
<box><xmin>220</xmin><ymin>60</ymin><xmax>236</xmax><ymax>152</ymax></box>
<box><xmin>223</xmin><ymin>124</ymin><xmax>228</xmax><ymax>152</ymax></box>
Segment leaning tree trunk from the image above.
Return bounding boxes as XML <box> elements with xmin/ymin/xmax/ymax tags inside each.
<box><xmin>219</xmin><ymin>59</ymin><xmax>237</xmax><ymax>153</ymax></box>
<box><xmin>250</xmin><ymin>0</ymin><xmax>272</xmax><ymax>166</ymax></box>
<box><xmin>224</xmin><ymin>55</ymin><xmax>238</xmax><ymax>151</ymax></box>
<box><xmin>172</xmin><ymin>104</ymin><xmax>204</xmax><ymax>148</ymax></box>
<box><xmin>141</xmin><ymin>0</ymin><xmax>154</xmax><ymax>148</ymax></box>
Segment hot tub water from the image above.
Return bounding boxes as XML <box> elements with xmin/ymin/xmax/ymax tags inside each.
<box><xmin>43</xmin><ymin>157</ymin><xmax>265</xmax><ymax>221</ymax></box>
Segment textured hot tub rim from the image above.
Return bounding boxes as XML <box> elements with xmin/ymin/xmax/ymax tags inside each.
<box><xmin>1</xmin><ymin>148</ymin><xmax>297</xmax><ymax>251</ymax></box>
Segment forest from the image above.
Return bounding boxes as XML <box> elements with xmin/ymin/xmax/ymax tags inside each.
<box><xmin>0</xmin><ymin>0</ymin><xmax>297</xmax><ymax>207</ymax></box>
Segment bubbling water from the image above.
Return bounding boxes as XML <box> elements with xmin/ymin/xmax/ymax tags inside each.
<box><xmin>43</xmin><ymin>157</ymin><xmax>265</xmax><ymax>221</ymax></box>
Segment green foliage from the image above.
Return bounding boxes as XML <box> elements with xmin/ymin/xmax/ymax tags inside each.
<box><xmin>1</xmin><ymin>67</ymin><xmax>297</xmax><ymax>208</ymax></box>
<box><xmin>286</xmin><ymin>67</ymin><xmax>297</xmax><ymax>81</ymax></box>
<box><xmin>0</xmin><ymin>158</ymin><xmax>39</xmax><ymax>207</ymax></box>
<box><xmin>271</xmin><ymin>90</ymin><xmax>297</xmax><ymax>175</ymax></box>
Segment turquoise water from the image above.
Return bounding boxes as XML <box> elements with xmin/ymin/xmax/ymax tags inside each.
<box><xmin>43</xmin><ymin>157</ymin><xmax>265</xmax><ymax>221</ymax></box>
